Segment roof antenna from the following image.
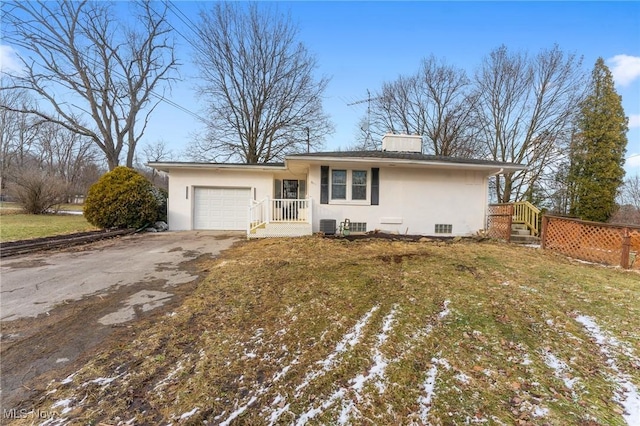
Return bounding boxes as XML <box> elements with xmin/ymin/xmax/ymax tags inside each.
<box><xmin>347</xmin><ymin>89</ymin><xmax>381</xmax><ymax>150</ymax></box>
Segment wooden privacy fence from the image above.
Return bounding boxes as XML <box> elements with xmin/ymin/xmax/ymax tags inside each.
<box><xmin>541</xmin><ymin>215</ymin><xmax>640</xmax><ymax>270</ymax></box>
<box><xmin>487</xmin><ymin>204</ymin><xmax>513</xmax><ymax>241</ymax></box>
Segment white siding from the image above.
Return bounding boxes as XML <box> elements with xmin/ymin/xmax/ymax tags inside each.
<box><xmin>165</xmin><ymin>168</ymin><xmax>302</xmax><ymax>231</ymax></box>
<box><xmin>309</xmin><ymin>165</ymin><xmax>489</xmax><ymax>236</ymax></box>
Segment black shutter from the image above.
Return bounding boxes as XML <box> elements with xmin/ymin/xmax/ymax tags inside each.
<box><xmin>320</xmin><ymin>166</ymin><xmax>329</xmax><ymax>204</ymax></box>
<box><xmin>274</xmin><ymin>179</ymin><xmax>282</xmax><ymax>199</ymax></box>
<box><xmin>371</xmin><ymin>168</ymin><xmax>379</xmax><ymax>205</ymax></box>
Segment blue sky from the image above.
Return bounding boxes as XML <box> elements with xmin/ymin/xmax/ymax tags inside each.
<box><xmin>2</xmin><ymin>1</ymin><xmax>639</xmax><ymax>174</ymax></box>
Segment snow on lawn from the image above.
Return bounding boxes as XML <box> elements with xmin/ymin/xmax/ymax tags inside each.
<box><xmin>416</xmin><ymin>358</ymin><xmax>448</xmax><ymax>425</ymax></box>
<box><xmin>543</xmin><ymin>350</ymin><xmax>580</xmax><ymax>392</ymax></box>
<box><xmin>576</xmin><ymin>314</ymin><xmax>640</xmax><ymax>425</ymax></box>
<box><xmin>295</xmin><ymin>301</ymin><xmax>453</xmax><ymax>425</ymax></box>
<box><xmin>412</xmin><ymin>301</ymin><xmax>452</xmax><ymax>424</ymax></box>
<box><xmin>294</xmin><ymin>305</ymin><xmax>379</xmax><ymax>396</ymax></box>
<box><xmin>295</xmin><ymin>306</ymin><xmax>399</xmax><ymax>425</ymax></box>
<box><xmin>336</xmin><ymin>305</ymin><xmax>398</xmax><ymax>423</ymax></box>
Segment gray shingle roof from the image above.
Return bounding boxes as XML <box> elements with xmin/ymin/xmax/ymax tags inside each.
<box><xmin>287</xmin><ymin>151</ymin><xmax>523</xmax><ymax>168</ymax></box>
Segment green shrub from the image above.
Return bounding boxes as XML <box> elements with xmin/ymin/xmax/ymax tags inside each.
<box><xmin>84</xmin><ymin>166</ymin><xmax>159</xmax><ymax>229</ymax></box>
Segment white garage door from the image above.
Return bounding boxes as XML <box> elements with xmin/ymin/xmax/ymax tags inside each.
<box><xmin>193</xmin><ymin>187</ymin><xmax>251</xmax><ymax>230</ymax></box>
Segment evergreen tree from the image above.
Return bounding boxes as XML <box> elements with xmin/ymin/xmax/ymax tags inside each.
<box><xmin>568</xmin><ymin>58</ymin><xmax>628</xmax><ymax>222</ymax></box>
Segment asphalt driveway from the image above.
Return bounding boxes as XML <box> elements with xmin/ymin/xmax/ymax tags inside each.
<box><xmin>0</xmin><ymin>230</ymin><xmax>241</xmax><ymax>409</ymax></box>
<box><xmin>1</xmin><ymin>231</ymin><xmax>240</xmax><ymax>321</ymax></box>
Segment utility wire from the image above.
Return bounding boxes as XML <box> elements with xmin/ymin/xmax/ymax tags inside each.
<box><xmin>3</xmin><ymin>6</ymin><xmax>211</xmax><ymax>125</ymax></box>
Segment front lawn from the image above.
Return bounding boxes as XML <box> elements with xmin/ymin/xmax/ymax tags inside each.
<box><xmin>0</xmin><ymin>212</ymin><xmax>97</xmax><ymax>242</ymax></box>
<box><xmin>19</xmin><ymin>237</ymin><xmax>640</xmax><ymax>425</ymax></box>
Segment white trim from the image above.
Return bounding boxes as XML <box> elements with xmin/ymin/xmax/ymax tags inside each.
<box><xmin>149</xmin><ymin>162</ymin><xmax>287</xmax><ymax>173</ymax></box>
<box><xmin>329</xmin><ymin>168</ymin><xmax>371</xmax><ymax>205</ymax></box>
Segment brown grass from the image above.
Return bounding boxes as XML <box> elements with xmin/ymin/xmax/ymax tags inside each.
<box><xmin>14</xmin><ymin>237</ymin><xmax>640</xmax><ymax>425</ymax></box>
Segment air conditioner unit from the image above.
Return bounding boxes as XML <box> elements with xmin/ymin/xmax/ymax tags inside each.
<box><xmin>319</xmin><ymin>219</ymin><xmax>336</xmax><ymax>235</ymax></box>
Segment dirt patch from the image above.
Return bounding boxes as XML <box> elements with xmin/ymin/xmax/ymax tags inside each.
<box><xmin>0</xmin><ymin>253</ymin><xmax>209</xmax><ymax>411</ymax></box>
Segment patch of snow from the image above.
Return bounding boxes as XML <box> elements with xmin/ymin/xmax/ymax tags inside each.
<box><xmin>576</xmin><ymin>314</ymin><xmax>640</xmax><ymax>425</ymax></box>
<box><xmin>544</xmin><ymin>351</ymin><xmax>578</xmax><ymax>390</ymax></box>
<box><xmin>179</xmin><ymin>407</ymin><xmax>199</xmax><ymax>420</ymax></box>
<box><xmin>52</xmin><ymin>398</ymin><xmax>74</xmax><ymax>415</ymax></box>
<box><xmin>153</xmin><ymin>362</ymin><xmax>185</xmax><ymax>390</ymax></box>
<box><xmin>294</xmin><ymin>306</ymin><xmax>402</xmax><ymax>425</ymax></box>
<box><xmin>532</xmin><ymin>406</ymin><xmax>549</xmax><ymax>417</ymax></box>
<box><xmin>455</xmin><ymin>372</ymin><xmax>470</xmax><ymax>384</ymax></box>
<box><xmin>56</xmin><ymin>358</ymin><xmax>69</xmax><ymax>363</ymax></box>
<box><xmin>417</xmin><ymin>363</ymin><xmax>439</xmax><ymax>423</ymax></box>
<box><xmin>337</xmin><ymin>400</ymin><xmax>356</xmax><ymax>425</ymax></box>
<box><xmin>438</xmin><ymin>300</ymin><xmax>451</xmax><ymax>319</ymax></box>
<box><xmin>435</xmin><ymin>358</ymin><xmax>451</xmax><ymax>370</ymax></box>
<box><xmin>522</xmin><ymin>353</ymin><xmax>534</xmax><ymax>365</ymax></box>
<box><xmin>213</xmin><ymin>411</ymin><xmax>227</xmax><ymax>421</ymax></box>
<box><xmin>295</xmin><ymin>389</ymin><xmax>345</xmax><ymax>426</ymax></box>
<box><xmin>295</xmin><ymin>305</ymin><xmax>379</xmax><ymax>395</ymax></box>
<box><xmin>353</xmin><ymin>306</ymin><xmax>397</xmax><ymax>394</ymax></box>
<box><xmin>489</xmin><ymin>416</ymin><xmax>509</xmax><ymax>426</ymax></box>
<box><xmin>268</xmin><ymin>401</ymin><xmax>290</xmax><ymax>425</ymax></box>
<box><xmin>86</xmin><ymin>376</ymin><xmax>118</xmax><ymax>387</ymax></box>
<box><xmin>39</xmin><ymin>417</ymin><xmax>68</xmax><ymax>426</ymax></box>
<box><xmin>60</xmin><ymin>373</ymin><xmax>76</xmax><ymax>385</ymax></box>
<box><xmin>219</xmin><ymin>396</ymin><xmax>257</xmax><ymax>426</ymax></box>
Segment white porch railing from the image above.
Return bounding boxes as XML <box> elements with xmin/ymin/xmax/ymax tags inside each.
<box><xmin>248</xmin><ymin>198</ymin><xmax>312</xmax><ymax>234</ymax></box>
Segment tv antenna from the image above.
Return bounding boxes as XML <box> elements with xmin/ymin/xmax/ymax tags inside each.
<box><xmin>347</xmin><ymin>89</ymin><xmax>381</xmax><ymax>150</ymax></box>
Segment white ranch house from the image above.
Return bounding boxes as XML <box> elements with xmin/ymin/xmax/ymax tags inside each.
<box><xmin>149</xmin><ymin>134</ymin><xmax>525</xmax><ymax>238</ymax></box>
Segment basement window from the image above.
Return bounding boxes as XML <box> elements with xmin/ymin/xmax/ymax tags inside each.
<box><xmin>350</xmin><ymin>222</ymin><xmax>367</xmax><ymax>233</ymax></box>
<box><xmin>434</xmin><ymin>224</ymin><xmax>453</xmax><ymax>234</ymax></box>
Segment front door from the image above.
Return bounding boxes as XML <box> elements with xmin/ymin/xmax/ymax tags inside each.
<box><xmin>283</xmin><ymin>180</ymin><xmax>299</xmax><ymax>199</ymax></box>
<box><xmin>282</xmin><ymin>180</ymin><xmax>299</xmax><ymax>220</ymax></box>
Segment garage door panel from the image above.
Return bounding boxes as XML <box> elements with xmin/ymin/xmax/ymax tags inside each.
<box><xmin>194</xmin><ymin>187</ymin><xmax>250</xmax><ymax>230</ymax></box>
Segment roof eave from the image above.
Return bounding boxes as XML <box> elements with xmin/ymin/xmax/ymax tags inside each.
<box><xmin>147</xmin><ymin>162</ymin><xmax>287</xmax><ymax>173</ymax></box>
<box><xmin>285</xmin><ymin>155</ymin><xmax>525</xmax><ymax>173</ymax></box>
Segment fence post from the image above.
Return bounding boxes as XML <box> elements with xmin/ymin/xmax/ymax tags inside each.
<box><xmin>507</xmin><ymin>204</ymin><xmax>513</xmax><ymax>243</ymax></box>
<box><xmin>621</xmin><ymin>227</ymin><xmax>631</xmax><ymax>269</ymax></box>
<box><xmin>540</xmin><ymin>215</ymin><xmax>548</xmax><ymax>250</ymax></box>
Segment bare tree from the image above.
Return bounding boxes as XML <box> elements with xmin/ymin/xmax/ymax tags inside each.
<box><xmin>368</xmin><ymin>56</ymin><xmax>480</xmax><ymax>157</ymax></box>
<box><xmin>190</xmin><ymin>2</ymin><xmax>333</xmax><ymax>163</ymax></box>
<box><xmin>36</xmin><ymin>122</ymin><xmax>100</xmax><ymax>197</ymax></box>
<box><xmin>1</xmin><ymin>0</ymin><xmax>178</xmax><ymax>170</ymax></box>
<box><xmin>0</xmin><ymin>83</ymin><xmax>42</xmax><ymax>195</ymax></box>
<box><xmin>621</xmin><ymin>175</ymin><xmax>640</xmax><ymax>211</ymax></box>
<box><xmin>610</xmin><ymin>175</ymin><xmax>640</xmax><ymax>225</ymax></box>
<box><xmin>137</xmin><ymin>139</ymin><xmax>173</xmax><ymax>188</ymax></box>
<box><xmin>473</xmin><ymin>45</ymin><xmax>585</xmax><ymax>203</ymax></box>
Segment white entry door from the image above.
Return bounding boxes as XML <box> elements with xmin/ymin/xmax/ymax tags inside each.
<box><xmin>193</xmin><ymin>187</ymin><xmax>250</xmax><ymax>230</ymax></box>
